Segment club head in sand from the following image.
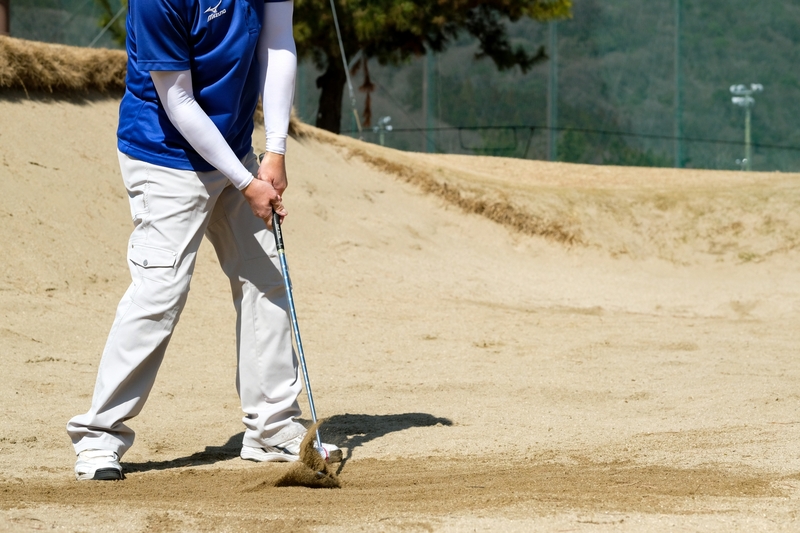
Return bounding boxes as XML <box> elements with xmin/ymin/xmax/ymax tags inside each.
<box><xmin>274</xmin><ymin>422</ymin><xmax>341</xmax><ymax>489</ymax></box>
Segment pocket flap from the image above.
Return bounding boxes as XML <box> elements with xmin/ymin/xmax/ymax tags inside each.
<box><xmin>129</xmin><ymin>243</ymin><xmax>177</xmax><ymax>269</ymax></box>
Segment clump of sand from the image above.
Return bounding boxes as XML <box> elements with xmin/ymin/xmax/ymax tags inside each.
<box><xmin>242</xmin><ymin>422</ymin><xmax>341</xmax><ymax>490</ymax></box>
<box><xmin>274</xmin><ymin>422</ymin><xmax>341</xmax><ymax>489</ymax></box>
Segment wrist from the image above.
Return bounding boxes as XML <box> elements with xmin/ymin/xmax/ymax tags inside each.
<box><xmin>260</xmin><ymin>152</ymin><xmax>286</xmax><ymax>172</ymax></box>
<box><xmin>238</xmin><ymin>174</ymin><xmax>256</xmax><ymax>191</ymax></box>
<box><xmin>262</xmin><ymin>150</ymin><xmax>285</xmax><ymax>160</ymax></box>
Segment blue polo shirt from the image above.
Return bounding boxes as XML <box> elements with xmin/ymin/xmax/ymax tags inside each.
<box><xmin>117</xmin><ymin>0</ymin><xmax>264</xmax><ymax>171</ymax></box>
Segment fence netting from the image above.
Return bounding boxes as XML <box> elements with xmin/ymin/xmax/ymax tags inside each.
<box><xmin>11</xmin><ymin>0</ymin><xmax>800</xmax><ymax>172</ymax></box>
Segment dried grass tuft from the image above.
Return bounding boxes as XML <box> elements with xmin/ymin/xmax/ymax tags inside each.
<box><xmin>292</xmin><ymin>124</ymin><xmax>581</xmax><ymax>244</ymax></box>
<box><xmin>0</xmin><ymin>36</ymin><xmax>126</xmax><ymax>94</ymax></box>
<box><xmin>347</xmin><ymin>145</ymin><xmax>581</xmax><ymax>244</ymax></box>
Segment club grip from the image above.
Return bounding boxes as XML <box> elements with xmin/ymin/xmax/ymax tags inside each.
<box><xmin>271</xmin><ymin>210</ymin><xmax>284</xmax><ymax>252</ymax></box>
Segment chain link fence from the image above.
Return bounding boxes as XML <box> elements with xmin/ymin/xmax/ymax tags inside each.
<box><xmin>10</xmin><ymin>0</ymin><xmax>800</xmax><ymax>172</ymax></box>
<box><xmin>10</xmin><ymin>0</ymin><xmax>123</xmax><ymax>49</ymax></box>
<box><xmin>344</xmin><ymin>125</ymin><xmax>800</xmax><ymax>172</ymax></box>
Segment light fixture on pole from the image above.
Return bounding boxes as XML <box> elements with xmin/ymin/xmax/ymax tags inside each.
<box><xmin>730</xmin><ymin>83</ymin><xmax>763</xmax><ymax>171</ymax></box>
<box><xmin>373</xmin><ymin>116</ymin><xmax>392</xmax><ymax>146</ymax></box>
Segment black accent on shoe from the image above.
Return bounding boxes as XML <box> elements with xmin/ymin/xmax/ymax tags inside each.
<box><xmin>92</xmin><ymin>468</ymin><xmax>123</xmax><ymax>481</ymax></box>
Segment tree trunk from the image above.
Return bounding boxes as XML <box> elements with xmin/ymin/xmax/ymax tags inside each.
<box><xmin>0</xmin><ymin>0</ymin><xmax>9</xmax><ymax>36</ymax></box>
<box><xmin>315</xmin><ymin>59</ymin><xmax>346</xmax><ymax>134</ymax></box>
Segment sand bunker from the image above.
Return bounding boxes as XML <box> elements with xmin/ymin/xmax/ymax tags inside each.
<box><xmin>1</xmin><ymin>43</ymin><xmax>800</xmax><ymax>530</ymax></box>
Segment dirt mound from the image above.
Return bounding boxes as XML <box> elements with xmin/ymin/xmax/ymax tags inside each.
<box><xmin>0</xmin><ymin>36</ymin><xmax>126</xmax><ymax>94</ymax></box>
<box><xmin>293</xmin><ymin>123</ymin><xmax>800</xmax><ymax>264</ymax></box>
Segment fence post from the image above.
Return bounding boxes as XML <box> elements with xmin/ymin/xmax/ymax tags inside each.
<box><xmin>422</xmin><ymin>48</ymin><xmax>436</xmax><ymax>153</ymax></box>
<box><xmin>547</xmin><ymin>21</ymin><xmax>558</xmax><ymax>162</ymax></box>
<box><xmin>674</xmin><ymin>0</ymin><xmax>683</xmax><ymax>168</ymax></box>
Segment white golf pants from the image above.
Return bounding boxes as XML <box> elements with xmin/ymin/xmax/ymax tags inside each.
<box><xmin>67</xmin><ymin>150</ymin><xmax>303</xmax><ymax>457</ymax></box>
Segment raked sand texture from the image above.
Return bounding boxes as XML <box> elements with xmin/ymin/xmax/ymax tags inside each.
<box><xmin>2</xmin><ymin>95</ymin><xmax>800</xmax><ymax>532</ymax></box>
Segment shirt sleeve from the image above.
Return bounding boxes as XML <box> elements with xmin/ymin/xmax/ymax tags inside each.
<box><xmin>133</xmin><ymin>0</ymin><xmax>192</xmax><ymax>71</ymax></box>
<box><xmin>258</xmin><ymin>0</ymin><xmax>296</xmax><ymax>155</ymax></box>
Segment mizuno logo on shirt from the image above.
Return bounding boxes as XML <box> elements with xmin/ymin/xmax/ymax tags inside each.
<box><xmin>205</xmin><ymin>0</ymin><xmax>227</xmax><ymax>21</ymax></box>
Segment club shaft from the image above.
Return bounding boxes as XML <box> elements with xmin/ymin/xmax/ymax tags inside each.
<box><xmin>272</xmin><ymin>214</ymin><xmax>322</xmax><ymax>449</ymax></box>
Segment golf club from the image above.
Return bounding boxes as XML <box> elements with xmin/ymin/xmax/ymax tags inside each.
<box><xmin>271</xmin><ymin>210</ymin><xmax>323</xmax><ymax>454</ymax></box>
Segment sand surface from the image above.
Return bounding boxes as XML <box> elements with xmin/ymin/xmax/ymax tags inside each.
<box><xmin>1</xmin><ymin>95</ymin><xmax>800</xmax><ymax>531</ymax></box>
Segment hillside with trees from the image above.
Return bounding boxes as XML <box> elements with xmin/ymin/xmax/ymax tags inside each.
<box><xmin>294</xmin><ymin>0</ymin><xmax>800</xmax><ymax>171</ymax></box>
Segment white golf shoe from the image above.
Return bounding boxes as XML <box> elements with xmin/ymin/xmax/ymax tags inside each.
<box><xmin>241</xmin><ymin>433</ymin><xmax>342</xmax><ymax>464</ymax></box>
<box><xmin>74</xmin><ymin>449</ymin><xmax>123</xmax><ymax>481</ymax></box>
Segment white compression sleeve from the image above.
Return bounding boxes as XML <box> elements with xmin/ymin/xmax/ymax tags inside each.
<box><xmin>150</xmin><ymin>70</ymin><xmax>254</xmax><ymax>190</ymax></box>
<box><xmin>258</xmin><ymin>1</ymin><xmax>296</xmax><ymax>155</ymax></box>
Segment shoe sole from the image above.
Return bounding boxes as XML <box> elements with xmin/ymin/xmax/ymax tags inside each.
<box><xmin>76</xmin><ymin>467</ymin><xmax>123</xmax><ymax>481</ymax></box>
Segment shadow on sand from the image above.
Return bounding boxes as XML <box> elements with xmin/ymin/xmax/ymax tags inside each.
<box><xmin>321</xmin><ymin>413</ymin><xmax>453</xmax><ymax>474</ymax></box>
<box><xmin>123</xmin><ymin>412</ymin><xmax>452</xmax><ymax>475</ymax></box>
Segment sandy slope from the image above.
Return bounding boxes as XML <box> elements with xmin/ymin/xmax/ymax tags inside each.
<box><xmin>1</xmin><ymin>95</ymin><xmax>800</xmax><ymax>532</ymax></box>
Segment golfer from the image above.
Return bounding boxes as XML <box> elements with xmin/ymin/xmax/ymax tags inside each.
<box><xmin>67</xmin><ymin>0</ymin><xmax>339</xmax><ymax>481</ymax></box>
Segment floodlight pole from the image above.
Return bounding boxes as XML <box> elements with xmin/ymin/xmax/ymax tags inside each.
<box><xmin>744</xmin><ymin>104</ymin><xmax>752</xmax><ymax>171</ymax></box>
<box><xmin>673</xmin><ymin>0</ymin><xmax>683</xmax><ymax>168</ymax></box>
<box><xmin>327</xmin><ymin>0</ymin><xmax>362</xmax><ymax>135</ymax></box>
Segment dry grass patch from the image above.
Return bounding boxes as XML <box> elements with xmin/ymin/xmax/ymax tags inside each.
<box><xmin>290</xmin><ymin>122</ymin><xmax>582</xmax><ymax>245</ymax></box>
<box><xmin>290</xmin><ymin>122</ymin><xmax>800</xmax><ymax>262</ymax></box>
<box><xmin>0</xmin><ymin>36</ymin><xmax>125</xmax><ymax>94</ymax></box>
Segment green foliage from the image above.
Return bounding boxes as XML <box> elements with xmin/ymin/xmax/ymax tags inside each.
<box><xmin>297</xmin><ymin>0</ymin><xmax>570</xmax><ymax>131</ymax></box>
<box><xmin>295</xmin><ymin>0</ymin><xmax>571</xmax><ymax>71</ymax></box>
<box><xmin>558</xmin><ymin>130</ymin><xmax>589</xmax><ymax>164</ymax></box>
<box><xmin>603</xmin><ymin>141</ymin><xmax>672</xmax><ymax>168</ymax></box>
<box><xmin>95</xmin><ymin>0</ymin><xmax>127</xmax><ymax>47</ymax></box>
<box><xmin>557</xmin><ymin>130</ymin><xmax>671</xmax><ymax>168</ymax></box>
<box><xmin>89</xmin><ymin>0</ymin><xmax>570</xmax><ymax>132</ymax></box>
<box><xmin>370</xmin><ymin>0</ymin><xmax>800</xmax><ymax>169</ymax></box>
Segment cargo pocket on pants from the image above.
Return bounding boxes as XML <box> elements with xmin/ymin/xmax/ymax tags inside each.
<box><xmin>128</xmin><ymin>243</ymin><xmax>179</xmax><ymax>313</ymax></box>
